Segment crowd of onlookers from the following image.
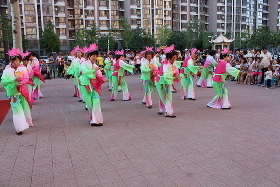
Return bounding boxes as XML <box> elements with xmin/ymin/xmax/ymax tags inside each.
<box><xmin>40</xmin><ymin>48</ymin><xmax>279</xmax><ymax>89</ymax></box>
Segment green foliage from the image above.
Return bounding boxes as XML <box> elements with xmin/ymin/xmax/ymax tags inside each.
<box><xmin>166</xmin><ymin>19</ymin><xmax>213</xmax><ymax>51</ymax></box>
<box><xmin>167</xmin><ymin>31</ymin><xmax>188</xmax><ymax>51</ymax></box>
<box><xmin>22</xmin><ymin>35</ymin><xmax>29</xmax><ymax>51</ymax></box>
<box><xmin>157</xmin><ymin>25</ymin><xmax>172</xmax><ymax>46</ymax></box>
<box><xmin>119</xmin><ymin>17</ymin><xmax>133</xmax><ymax>49</ymax></box>
<box><xmin>84</xmin><ymin>23</ymin><xmax>100</xmax><ymax>45</ymax></box>
<box><xmin>185</xmin><ymin>19</ymin><xmax>213</xmax><ymax>49</ymax></box>
<box><xmin>247</xmin><ymin>26</ymin><xmax>274</xmax><ymax>49</ymax></box>
<box><xmin>98</xmin><ymin>34</ymin><xmax>117</xmax><ymax>52</ymax></box>
<box><xmin>0</xmin><ymin>14</ymin><xmax>13</xmax><ymax>50</ymax></box>
<box><xmin>127</xmin><ymin>27</ymin><xmax>155</xmax><ymax>51</ymax></box>
<box><xmin>39</xmin><ymin>21</ymin><xmax>60</xmax><ymax>53</ymax></box>
<box><xmin>73</xmin><ymin>29</ymin><xmax>87</xmax><ymax>47</ymax></box>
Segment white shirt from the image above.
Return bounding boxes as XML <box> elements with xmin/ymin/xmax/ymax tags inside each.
<box><xmin>260</xmin><ymin>52</ymin><xmax>272</xmax><ymax>67</ymax></box>
<box><xmin>265</xmin><ymin>70</ymin><xmax>273</xmax><ymax>79</ymax></box>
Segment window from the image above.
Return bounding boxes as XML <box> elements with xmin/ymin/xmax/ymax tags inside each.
<box><xmin>59</xmin><ymin>28</ymin><xmax>66</xmax><ymax>36</ymax></box>
<box><xmin>43</xmin><ymin>5</ymin><xmax>52</xmax><ymax>15</ymax></box>
<box><xmin>100</xmin><ymin>20</ymin><xmax>108</xmax><ymax>27</ymax></box>
<box><xmin>25</xmin><ymin>16</ymin><xmax>36</xmax><ymax>26</ymax></box>
<box><xmin>59</xmin><ymin>17</ymin><xmax>65</xmax><ymax>24</ymax></box>
<box><xmin>26</xmin><ymin>28</ymin><xmax>37</xmax><ymax>39</ymax></box>
<box><xmin>24</xmin><ymin>5</ymin><xmax>35</xmax><ymax>15</ymax></box>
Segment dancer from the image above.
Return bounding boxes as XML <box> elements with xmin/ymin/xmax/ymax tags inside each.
<box><xmin>155</xmin><ymin>45</ymin><xmax>180</xmax><ymax>118</ymax></box>
<box><xmin>180</xmin><ymin>48</ymin><xmax>201</xmax><ymax>100</ymax></box>
<box><xmin>22</xmin><ymin>54</ymin><xmax>35</xmax><ymax>104</ymax></box>
<box><xmin>66</xmin><ymin>47</ymin><xmax>86</xmax><ymax>101</ymax></box>
<box><xmin>28</xmin><ymin>52</ymin><xmax>45</xmax><ymax>99</ymax></box>
<box><xmin>79</xmin><ymin>48</ymin><xmax>107</xmax><ymax>126</ymax></box>
<box><xmin>1</xmin><ymin>49</ymin><xmax>33</xmax><ymax>135</ymax></box>
<box><xmin>196</xmin><ymin>50</ymin><xmax>217</xmax><ymax>88</ymax></box>
<box><xmin>140</xmin><ymin>47</ymin><xmax>158</xmax><ymax>108</ymax></box>
<box><xmin>110</xmin><ymin>50</ymin><xmax>134</xmax><ymax>101</ymax></box>
<box><xmin>207</xmin><ymin>48</ymin><xmax>240</xmax><ymax>109</ymax></box>
<box><xmin>104</xmin><ymin>52</ymin><xmax>114</xmax><ymax>91</ymax></box>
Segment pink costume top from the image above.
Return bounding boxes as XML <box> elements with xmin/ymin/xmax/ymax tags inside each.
<box><xmin>30</xmin><ymin>57</ymin><xmax>45</xmax><ymax>82</ymax></box>
<box><xmin>213</xmin><ymin>60</ymin><xmax>240</xmax><ymax>82</ymax></box>
<box><xmin>25</xmin><ymin>63</ymin><xmax>34</xmax><ymax>85</ymax></box>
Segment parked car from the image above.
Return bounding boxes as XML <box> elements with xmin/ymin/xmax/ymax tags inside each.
<box><xmin>39</xmin><ymin>56</ymin><xmax>49</xmax><ymax>63</ymax></box>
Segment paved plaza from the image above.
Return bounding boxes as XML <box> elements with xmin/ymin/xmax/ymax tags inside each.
<box><xmin>1</xmin><ymin>75</ymin><xmax>280</xmax><ymax>187</ymax></box>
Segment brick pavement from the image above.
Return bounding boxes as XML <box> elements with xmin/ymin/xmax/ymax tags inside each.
<box><xmin>1</xmin><ymin>75</ymin><xmax>280</xmax><ymax>187</ymax></box>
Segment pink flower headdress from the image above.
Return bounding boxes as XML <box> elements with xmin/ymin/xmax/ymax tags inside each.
<box><xmin>71</xmin><ymin>46</ymin><xmax>81</xmax><ymax>54</ymax></box>
<box><xmin>88</xmin><ymin>43</ymin><xmax>99</xmax><ymax>53</ymax></box>
<box><xmin>115</xmin><ymin>49</ymin><xmax>125</xmax><ymax>55</ymax></box>
<box><xmin>163</xmin><ymin>44</ymin><xmax>175</xmax><ymax>53</ymax></box>
<box><xmin>80</xmin><ymin>47</ymin><xmax>89</xmax><ymax>54</ymax></box>
<box><xmin>221</xmin><ymin>48</ymin><xmax>229</xmax><ymax>55</ymax></box>
<box><xmin>190</xmin><ymin>48</ymin><xmax>198</xmax><ymax>55</ymax></box>
<box><xmin>141</xmin><ymin>46</ymin><xmax>154</xmax><ymax>54</ymax></box>
<box><xmin>7</xmin><ymin>48</ymin><xmax>22</xmax><ymax>57</ymax></box>
<box><xmin>155</xmin><ymin>48</ymin><xmax>161</xmax><ymax>52</ymax></box>
<box><xmin>20</xmin><ymin>51</ymin><xmax>31</xmax><ymax>58</ymax></box>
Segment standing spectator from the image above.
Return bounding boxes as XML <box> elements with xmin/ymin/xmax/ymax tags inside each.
<box><xmin>57</xmin><ymin>54</ymin><xmax>64</xmax><ymax>77</ymax></box>
<box><xmin>48</xmin><ymin>54</ymin><xmax>56</xmax><ymax>78</ymax></box>
<box><xmin>260</xmin><ymin>48</ymin><xmax>272</xmax><ymax>85</ymax></box>
<box><xmin>97</xmin><ymin>54</ymin><xmax>104</xmax><ymax>68</ymax></box>
<box><xmin>134</xmin><ymin>52</ymin><xmax>141</xmax><ymax>74</ymax></box>
<box><xmin>264</xmin><ymin>66</ymin><xmax>273</xmax><ymax>89</ymax></box>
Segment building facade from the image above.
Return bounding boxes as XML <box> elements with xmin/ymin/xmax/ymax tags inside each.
<box><xmin>0</xmin><ymin>0</ymin><xmax>279</xmax><ymax>57</ymax></box>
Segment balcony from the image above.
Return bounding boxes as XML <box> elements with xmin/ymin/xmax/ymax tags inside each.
<box><xmin>84</xmin><ymin>6</ymin><xmax>94</xmax><ymax>10</ymax></box>
<box><xmin>99</xmin><ymin>17</ymin><xmax>109</xmax><ymax>20</ymax></box>
<box><xmin>56</xmin><ymin>24</ymin><xmax>66</xmax><ymax>28</ymax></box>
<box><xmin>99</xmin><ymin>7</ymin><xmax>109</xmax><ymax>10</ymax></box>
<box><xmin>54</xmin><ymin>1</ymin><xmax>65</xmax><ymax>6</ymax></box>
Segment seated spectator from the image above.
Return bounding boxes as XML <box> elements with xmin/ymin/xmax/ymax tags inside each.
<box><xmin>237</xmin><ymin>58</ymin><xmax>249</xmax><ymax>84</ymax></box>
<box><xmin>251</xmin><ymin>57</ymin><xmax>262</xmax><ymax>85</ymax></box>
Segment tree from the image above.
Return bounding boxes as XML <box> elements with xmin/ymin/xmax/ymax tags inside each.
<box><xmin>127</xmin><ymin>27</ymin><xmax>155</xmax><ymax>51</ymax></box>
<box><xmin>22</xmin><ymin>35</ymin><xmax>29</xmax><ymax>51</ymax></box>
<box><xmin>98</xmin><ymin>34</ymin><xmax>117</xmax><ymax>52</ymax></box>
<box><xmin>157</xmin><ymin>25</ymin><xmax>172</xmax><ymax>46</ymax></box>
<box><xmin>0</xmin><ymin>14</ymin><xmax>13</xmax><ymax>51</ymax></box>
<box><xmin>119</xmin><ymin>17</ymin><xmax>133</xmax><ymax>49</ymax></box>
<box><xmin>84</xmin><ymin>23</ymin><xmax>100</xmax><ymax>45</ymax></box>
<box><xmin>185</xmin><ymin>19</ymin><xmax>212</xmax><ymax>50</ymax></box>
<box><xmin>247</xmin><ymin>26</ymin><xmax>274</xmax><ymax>49</ymax></box>
<box><xmin>73</xmin><ymin>29</ymin><xmax>87</xmax><ymax>47</ymax></box>
<box><xmin>167</xmin><ymin>30</ymin><xmax>188</xmax><ymax>51</ymax></box>
<box><xmin>10</xmin><ymin>0</ymin><xmax>22</xmax><ymax>49</ymax></box>
<box><xmin>39</xmin><ymin>20</ymin><xmax>60</xmax><ymax>53</ymax></box>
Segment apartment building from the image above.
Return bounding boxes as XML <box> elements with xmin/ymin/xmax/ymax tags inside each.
<box><xmin>172</xmin><ymin>0</ymin><xmax>209</xmax><ymax>31</ymax></box>
<box><xmin>208</xmin><ymin>0</ymin><xmax>247</xmax><ymax>39</ymax></box>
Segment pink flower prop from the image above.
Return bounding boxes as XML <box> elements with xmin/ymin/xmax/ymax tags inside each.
<box><xmin>145</xmin><ymin>46</ymin><xmax>154</xmax><ymax>52</ymax></box>
<box><xmin>7</xmin><ymin>48</ymin><xmax>22</xmax><ymax>57</ymax></box>
<box><xmin>80</xmin><ymin>47</ymin><xmax>89</xmax><ymax>54</ymax></box>
<box><xmin>190</xmin><ymin>48</ymin><xmax>198</xmax><ymax>55</ymax></box>
<box><xmin>88</xmin><ymin>43</ymin><xmax>98</xmax><ymax>52</ymax></box>
<box><xmin>115</xmin><ymin>49</ymin><xmax>124</xmax><ymax>55</ymax></box>
<box><xmin>155</xmin><ymin>48</ymin><xmax>161</xmax><ymax>52</ymax></box>
<box><xmin>140</xmin><ymin>50</ymin><xmax>146</xmax><ymax>54</ymax></box>
<box><xmin>221</xmin><ymin>48</ymin><xmax>229</xmax><ymax>55</ymax></box>
<box><xmin>20</xmin><ymin>51</ymin><xmax>31</xmax><ymax>58</ymax></box>
<box><xmin>163</xmin><ymin>44</ymin><xmax>175</xmax><ymax>53</ymax></box>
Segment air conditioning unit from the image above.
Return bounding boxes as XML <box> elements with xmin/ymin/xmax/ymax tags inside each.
<box><xmin>136</xmin><ymin>21</ymin><xmax>141</xmax><ymax>24</ymax></box>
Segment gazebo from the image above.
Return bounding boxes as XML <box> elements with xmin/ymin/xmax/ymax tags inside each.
<box><xmin>210</xmin><ymin>34</ymin><xmax>234</xmax><ymax>50</ymax></box>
